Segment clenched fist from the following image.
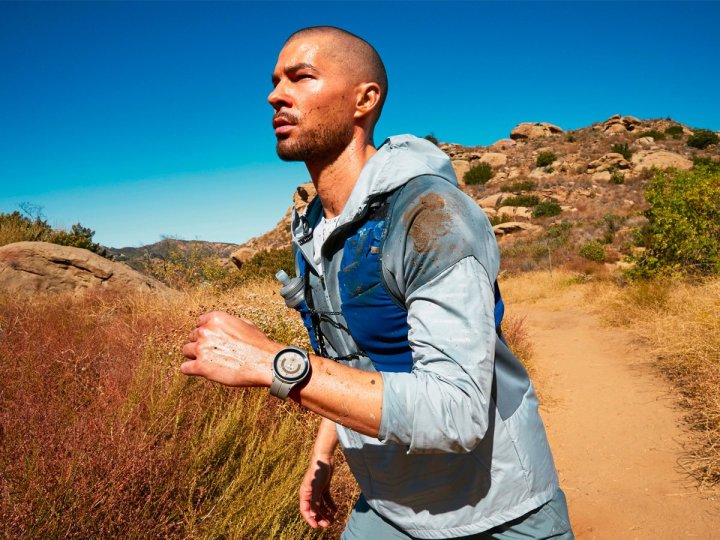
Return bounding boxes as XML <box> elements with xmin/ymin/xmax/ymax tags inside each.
<box><xmin>180</xmin><ymin>311</ymin><xmax>281</xmax><ymax>388</ymax></box>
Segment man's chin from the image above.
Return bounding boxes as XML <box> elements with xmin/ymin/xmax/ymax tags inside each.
<box><xmin>276</xmin><ymin>138</ymin><xmax>311</xmax><ymax>162</ymax></box>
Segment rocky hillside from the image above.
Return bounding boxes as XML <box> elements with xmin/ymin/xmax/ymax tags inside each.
<box><xmin>236</xmin><ymin>114</ymin><xmax>719</xmax><ymax>274</ymax></box>
<box><xmin>109</xmin><ymin>238</ymin><xmax>240</xmax><ymax>273</ymax></box>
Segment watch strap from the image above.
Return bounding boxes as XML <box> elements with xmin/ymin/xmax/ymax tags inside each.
<box><xmin>270</xmin><ymin>374</ymin><xmax>293</xmax><ymax>400</ymax></box>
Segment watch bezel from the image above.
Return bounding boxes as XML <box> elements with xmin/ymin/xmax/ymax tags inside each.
<box><xmin>272</xmin><ymin>347</ymin><xmax>310</xmax><ymax>384</ymax></box>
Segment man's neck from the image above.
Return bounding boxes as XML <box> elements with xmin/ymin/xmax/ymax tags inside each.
<box><xmin>306</xmin><ymin>135</ymin><xmax>376</xmax><ymax>219</ymax></box>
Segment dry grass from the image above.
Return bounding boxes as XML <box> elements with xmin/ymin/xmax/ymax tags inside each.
<box><xmin>499</xmin><ymin>270</ymin><xmax>577</xmax><ymax>306</ymax></box>
<box><xmin>590</xmin><ymin>277</ymin><xmax>720</xmax><ymax>487</ymax></box>
<box><xmin>0</xmin><ymin>281</ymin><xmax>356</xmax><ymax>539</ymax></box>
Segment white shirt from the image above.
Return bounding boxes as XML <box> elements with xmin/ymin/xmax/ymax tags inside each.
<box><xmin>312</xmin><ymin>215</ymin><xmax>341</xmax><ymax>276</ymax></box>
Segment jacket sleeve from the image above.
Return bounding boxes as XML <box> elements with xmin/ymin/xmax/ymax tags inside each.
<box><xmin>378</xmin><ymin>176</ymin><xmax>500</xmax><ymax>454</ymax></box>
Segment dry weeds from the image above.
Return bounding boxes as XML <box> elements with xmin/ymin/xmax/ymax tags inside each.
<box><xmin>0</xmin><ymin>283</ymin><xmax>355</xmax><ymax>539</ymax></box>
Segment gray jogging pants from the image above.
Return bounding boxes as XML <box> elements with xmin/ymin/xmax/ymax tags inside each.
<box><xmin>341</xmin><ymin>488</ymin><xmax>574</xmax><ymax>540</ymax></box>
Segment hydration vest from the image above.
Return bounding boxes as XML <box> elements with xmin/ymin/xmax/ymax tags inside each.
<box><xmin>294</xmin><ymin>184</ymin><xmax>506</xmax><ymax>373</ymax></box>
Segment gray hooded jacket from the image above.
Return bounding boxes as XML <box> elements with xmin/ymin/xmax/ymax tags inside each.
<box><xmin>290</xmin><ymin>135</ymin><xmax>558</xmax><ymax>538</ymax></box>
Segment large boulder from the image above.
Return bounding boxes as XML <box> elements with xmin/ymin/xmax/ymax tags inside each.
<box><xmin>0</xmin><ymin>241</ymin><xmax>172</xmax><ymax>295</ymax></box>
<box><xmin>451</xmin><ymin>160</ymin><xmax>470</xmax><ymax>186</ymax></box>
<box><xmin>510</xmin><ymin>122</ymin><xmax>563</xmax><ymax>140</ymax></box>
<box><xmin>587</xmin><ymin>152</ymin><xmax>632</xmax><ymax>172</ymax></box>
<box><xmin>631</xmin><ymin>150</ymin><xmax>693</xmax><ymax>171</ymax></box>
<box><xmin>478</xmin><ymin>152</ymin><xmax>508</xmax><ymax>168</ymax></box>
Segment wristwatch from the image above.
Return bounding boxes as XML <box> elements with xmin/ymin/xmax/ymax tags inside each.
<box><xmin>270</xmin><ymin>346</ymin><xmax>311</xmax><ymax>400</ymax></box>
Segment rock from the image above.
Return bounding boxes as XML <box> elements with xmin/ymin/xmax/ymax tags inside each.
<box><xmin>0</xmin><ymin>242</ymin><xmax>172</xmax><ymax>295</ymax></box>
<box><xmin>493</xmin><ymin>222</ymin><xmax>543</xmax><ymax>236</ymax></box>
<box><xmin>529</xmin><ymin>168</ymin><xmax>555</xmax><ymax>180</ymax></box>
<box><xmin>293</xmin><ymin>182</ymin><xmax>317</xmax><ymax>214</ymax></box>
<box><xmin>483</xmin><ymin>208</ymin><xmax>497</xmax><ymax>218</ymax></box>
<box><xmin>631</xmin><ymin>150</ymin><xmax>693</xmax><ymax>171</ymax></box>
<box><xmin>451</xmin><ymin>160</ymin><xmax>471</xmax><ymax>186</ymax></box>
<box><xmin>635</xmin><ymin>136</ymin><xmax>655</xmax><ymax>148</ymax></box>
<box><xmin>604</xmin><ymin>123</ymin><xmax>627</xmax><ymax>134</ymax></box>
<box><xmin>587</xmin><ymin>152</ymin><xmax>631</xmax><ymax>171</ymax></box>
<box><xmin>490</xmin><ymin>138</ymin><xmax>517</xmax><ymax>150</ymax></box>
<box><xmin>623</xmin><ymin>115</ymin><xmax>642</xmax><ymax>125</ymax></box>
<box><xmin>510</xmin><ymin>122</ymin><xmax>563</xmax><ymax>140</ymax></box>
<box><xmin>497</xmin><ymin>206</ymin><xmax>532</xmax><ymax>220</ymax></box>
<box><xmin>592</xmin><ymin>171</ymin><xmax>612</xmax><ymax>182</ymax></box>
<box><xmin>477</xmin><ymin>193</ymin><xmax>506</xmax><ymax>208</ymax></box>
<box><xmin>478</xmin><ymin>152</ymin><xmax>508</xmax><ymax>168</ymax></box>
<box><xmin>622</xmin><ymin>199</ymin><xmax>635</xmax><ymax>207</ymax></box>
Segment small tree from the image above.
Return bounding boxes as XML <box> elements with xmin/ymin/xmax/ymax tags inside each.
<box><xmin>579</xmin><ymin>241</ymin><xmax>606</xmax><ymax>262</ymax></box>
<box><xmin>687</xmin><ymin>129</ymin><xmax>719</xmax><ymax>149</ymax></box>
<box><xmin>532</xmin><ymin>199</ymin><xmax>562</xmax><ymax>218</ymax></box>
<box><xmin>464</xmin><ymin>162</ymin><xmax>494</xmax><ymax>185</ymax></box>
<box><xmin>611</xmin><ymin>142</ymin><xmax>632</xmax><ymax>160</ymax></box>
<box><xmin>632</xmin><ymin>162</ymin><xmax>720</xmax><ymax>277</ymax></box>
<box><xmin>536</xmin><ymin>151</ymin><xmax>557</xmax><ymax>168</ymax></box>
<box><xmin>423</xmin><ymin>133</ymin><xmax>439</xmax><ymax>146</ymax></box>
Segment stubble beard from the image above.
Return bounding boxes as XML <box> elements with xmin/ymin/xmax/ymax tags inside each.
<box><xmin>276</xmin><ymin>120</ymin><xmax>354</xmax><ymax>163</ymax></box>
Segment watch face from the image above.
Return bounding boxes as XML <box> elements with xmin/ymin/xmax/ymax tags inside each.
<box><xmin>274</xmin><ymin>349</ymin><xmax>309</xmax><ymax>383</ymax></box>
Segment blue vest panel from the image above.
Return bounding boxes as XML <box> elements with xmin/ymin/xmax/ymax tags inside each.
<box><xmin>339</xmin><ymin>217</ymin><xmax>414</xmax><ymax>373</ymax></box>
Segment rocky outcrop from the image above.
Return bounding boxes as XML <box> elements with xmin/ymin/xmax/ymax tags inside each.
<box><xmin>587</xmin><ymin>152</ymin><xmax>632</xmax><ymax>172</ymax></box>
<box><xmin>598</xmin><ymin>114</ymin><xmax>643</xmax><ymax>134</ymax></box>
<box><xmin>493</xmin><ymin>222</ymin><xmax>543</xmax><ymax>236</ymax></box>
<box><xmin>0</xmin><ymin>242</ymin><xmax>172</xmax><ymax>295</ymax></box>
<box><xmin>631</xmin><ymin>150</ymin><xmax>693</xmax><ymax>171</ymax></box>
<box><xmin>510</xmin><ymin>122</ymin><xmax>563</xmax><ymax>140</ymax></box>
<box><xmin>479</xmin><ymin>152</ymin><xmax>508</xmax><ymax>168</ymax></box>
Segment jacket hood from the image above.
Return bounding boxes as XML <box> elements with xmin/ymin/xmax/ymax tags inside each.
<box><xmin>291</xmin><ymin>134</ymin><xmax>458</xmax><ymax>242</ymax></box>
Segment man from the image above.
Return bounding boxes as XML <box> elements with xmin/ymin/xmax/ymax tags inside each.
<box><xmin>181</xmin><ymin>26</ymin><xmax>573</xmax><ymax>539</ymax></box>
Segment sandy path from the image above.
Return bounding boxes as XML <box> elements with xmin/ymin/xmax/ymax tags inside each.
<box><xmin>515</xmin><ymin>293</ymin><xmax>719</xmax><ymax>539</ymax></box>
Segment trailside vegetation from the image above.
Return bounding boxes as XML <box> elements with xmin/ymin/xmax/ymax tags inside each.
<box><xmin>631</xmin><ymin>161</ymin><xmax>720</xmax><ymax>277</ymax></box>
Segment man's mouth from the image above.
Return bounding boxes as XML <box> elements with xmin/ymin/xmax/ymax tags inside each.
<box><xmin>273</xmin><ymin>114</ymin><xmax>298</xmax><ymax>136</ymax></box>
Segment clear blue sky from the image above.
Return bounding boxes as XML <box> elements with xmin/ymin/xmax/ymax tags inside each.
<box><xmin>1</xmin><ymin>1</ymin><xmax>718</xmax><ymax>248</ymax></box>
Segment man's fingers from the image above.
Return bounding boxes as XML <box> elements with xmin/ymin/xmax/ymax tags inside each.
<box><xmin>182</xmin><ymin>342</ymin><xmax>197</xmax><ymax>359</ymax></box>
<box><xmin>180</xmin><ymin>359</ymin><xmax>205</xmax><ymax>377</ymax></box>
<box><xmin>323</xmin><ymin>491</ymin><xmax>338</xmax><ymax>514</ymax></box>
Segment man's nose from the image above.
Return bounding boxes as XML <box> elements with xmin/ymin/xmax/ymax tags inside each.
<box><xmin>268</xmin><ymin>83</ymin><xmax>291</xmax><ymax>111</ymax></box>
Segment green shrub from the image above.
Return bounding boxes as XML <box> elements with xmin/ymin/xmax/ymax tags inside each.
<box><xmin>665</xmin><ymin>125</ymin><xmax>684</xmax><ymax>139</ymax></box>
<box><xmin>502</xmin><ymin>195</ymin><xmax>540</xmax><ymax>207</ymax></box>
<box><xmin>611</xmin><ymin>142</ymin><xmax>632</xmax><ymax>160</ymax></box>
<box><xmin>631</xmin><ymin>162</ymin><xmax>720</xmax><ymax>277</ymax></box>
<box><xmin>610</xmin><ymin>171</ymin><xmax>625</xmax><ymax>185</ymax></box>
<box><xmin>489</xmin><ymin>213</ymin><xmax>513</xmax><ymax>226</ymax></box>
<box><xmin>464</xmin><ymin>162</ymin><xmax>494</xmax><ymax>185</ymax></box>
<box><xmin>532</xmin><ymin>199</ymin><xmax>562</xmax><ymax>218</ymax></box>
<box><xmin>0</xmin><ymin>210</ymin><xmax>103</xmax><ymax>254</ymax></box>
<box><xmin>579</xmin><ymin>241</ymin><xmax>606</xmax><ymax>262</ymax></box>
<box><xmin>423</xmin><ymin>133</ymin><xmax>439</xmax><ymax>146</ymax></box>
<box><xmin>636</xmin><ymin>129</ymin><xmax>666</xmax><ymax>141</ymax></box>
<box><xmin>566</xmin><ymin>134</ymin><xmax>576</xmax><ymax>143</ymax></box>
<box><xmin>536</xmin><ymin>151</ymin><xmax>557</xmax><ymax>168</ymax></box>
<box><xmin>144</xmin><ymin>245</ymin><xmax>294</xmax><ymax>291</ymax></box>
<box><xmin>687</xmin><ymin>129</ymin><xmax>720</xmax><ymax>149</ymax></box>
<box><xmin>501</xmin><ymin>180</ymin><xmax>537</xmax><ymax>193</ymax></box>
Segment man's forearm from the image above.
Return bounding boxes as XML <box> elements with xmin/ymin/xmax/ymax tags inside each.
<box><xmin>311</xmin><ymin>418</ymin><xmax>339</xmax><ymax>460</ymax></box>
<box><xmin>289</xmin><ymin>353</ymin><xmax>383</xmax><ymax>438</ymax></box>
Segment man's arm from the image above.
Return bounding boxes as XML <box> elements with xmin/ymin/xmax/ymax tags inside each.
<box><xmin>298</xmin><ymin>418</ymin><xmax>339</xmax><ymax>528</ymax></box>
<box><xmin>180</xmin><ymin>315</ymin><xmax>383</xmax><ymax>436</ymax></box>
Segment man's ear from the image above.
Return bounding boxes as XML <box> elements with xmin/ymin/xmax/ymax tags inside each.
<box><xmin>354</xmin><ymin>82</ymin><xmax>381</xmax><ymax>120</ymax></box>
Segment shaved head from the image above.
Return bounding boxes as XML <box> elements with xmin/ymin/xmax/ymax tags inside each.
<box><xmin>284</xmin><ymin>26</ymin><xmax>388</xmax><ymax>125</ymax></box>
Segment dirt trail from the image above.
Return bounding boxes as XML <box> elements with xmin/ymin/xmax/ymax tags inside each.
<box><xmin>516</xmin><ymin>291</ymin><xmax>719</xmax><ymax>539</ymax></box>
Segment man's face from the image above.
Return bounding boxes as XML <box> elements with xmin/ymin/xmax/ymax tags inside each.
<box><xmin>268</xmin><ymin>36</ymin><xmax>356</xmax><ymax>162</ymax></box>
